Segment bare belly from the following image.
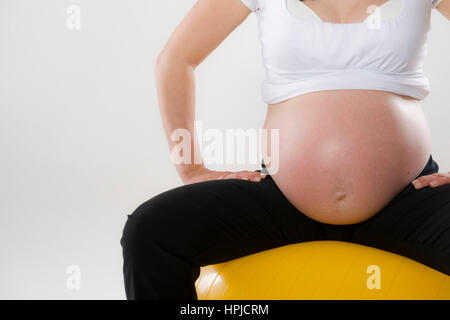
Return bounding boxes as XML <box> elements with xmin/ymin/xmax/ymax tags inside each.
<box><xmin>262</xmin><ymin>90</ymin><xmax>432</xmax><ymax>225</ymax></box>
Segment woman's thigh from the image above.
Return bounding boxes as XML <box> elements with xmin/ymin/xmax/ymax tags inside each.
<box><xmin>122</xmin><ymin>174</ymin><xmax>325</xmax><ymax>267</ymax></box>
<box><xmin>350</xmin><ymin>180</ymin><xmax>450</xmax><ymax>275</ymax></box>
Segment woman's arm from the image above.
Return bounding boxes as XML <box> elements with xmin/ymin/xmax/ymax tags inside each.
<box><xmin>155</xmin><ymin>0</ymin><xmax>263</xmax><ymax>184</ymax></box>
<box><xmin>435</xmin><ymin>0</ymin><xmax>450</xmax><ymax>19</ymax></box>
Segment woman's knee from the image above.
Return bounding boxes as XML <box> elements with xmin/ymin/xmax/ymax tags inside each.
<box><xmin>120</xmin><ymin>195</ymin><xmax>176</xmax><ymax>253</ymax></box>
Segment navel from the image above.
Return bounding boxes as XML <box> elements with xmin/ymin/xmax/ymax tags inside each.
<box><xmin>335</xmin><ymin>191</ymin><xmax>346</xmax><ymax>201</ymax></box>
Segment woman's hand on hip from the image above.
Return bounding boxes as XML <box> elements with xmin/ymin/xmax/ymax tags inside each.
<box><xmin>412</xmin><ymin>172</ymin><xmax>450</xmax><ymax>189</ymax></box>
<box><xmin>180</xmin><ymin>166</ymin><xmax>267</xmax><ymax>185</ymax></box>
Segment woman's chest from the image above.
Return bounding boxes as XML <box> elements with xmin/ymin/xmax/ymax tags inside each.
<box><xmin>257</xmin><ymin>0</ymin><xmax>431</xmax><ymax>73</ymax></box>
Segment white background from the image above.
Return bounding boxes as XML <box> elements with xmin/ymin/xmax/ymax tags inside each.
<box><xmin>0</xmin><ymin>0</ymin><xmax>448</xmax><ymax>299</ymax></box>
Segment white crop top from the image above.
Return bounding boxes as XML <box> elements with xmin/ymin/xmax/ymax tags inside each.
<box><xmin>238</xmin><ymin>0</ymin><xmax>443</xmax><ymax>104</ymax></box>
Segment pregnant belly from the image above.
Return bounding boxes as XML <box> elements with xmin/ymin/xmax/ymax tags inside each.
<box><xmin>262</xmin><ymin>90</ymin><xmax>432</xmax><ymax>225</ymax></box>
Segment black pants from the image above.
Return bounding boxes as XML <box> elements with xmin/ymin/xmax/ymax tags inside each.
<box><xmin>120</xmin><ymin>155</ymin><xmax>450</xmax><ymax>299</ymax></box>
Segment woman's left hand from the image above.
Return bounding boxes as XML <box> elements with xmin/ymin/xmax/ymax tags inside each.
<box><xmin>412</xmin><ymin>172</ymin><xmax>450</xmax><ymax>189</ymax></box>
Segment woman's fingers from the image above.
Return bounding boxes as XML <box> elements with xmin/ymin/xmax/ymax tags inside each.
<box><xmin>412</xmin><ymin>172</ymin><xmax>450</xmax><ymax>189</ymax></box>
<box><xmin>242</xmin><ymin>171</ymin><xmax>267</xmax><ymax>182</ymax></box>
<box><xmin>249</xmin><ymin>171</ymin><xmax>267</xmax><ymax>182</ymax></box>
<box><xmin>182</xmin><ymin>168</ymin><xmax>267</xmax><ymax>185</ymax></box>
<box><xmin>254</xmin><ymin>171</ymin><xmax>267</xmax><ymax>182</ymax></box>
<box><xmin>226</xmin><ymin>170</ymin><xmax>267</xmax><ymax>182</ymax></box>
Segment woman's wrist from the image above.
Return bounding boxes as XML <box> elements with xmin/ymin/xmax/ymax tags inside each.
<box><xmin>176</xmin><ymin>163</ymin><xmax>207</xmax><ymax>182</ymax></box>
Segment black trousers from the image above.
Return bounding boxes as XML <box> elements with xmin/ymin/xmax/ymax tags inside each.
<box><xmin>120</xmin><ymin>155</ymin><xmax>450</xmax><ymax>299</ymax></box>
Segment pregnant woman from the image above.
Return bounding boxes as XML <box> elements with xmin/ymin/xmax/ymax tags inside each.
<box><xmin>121</xmin><ymin>0</ymin><xmax>450</xmax><ymax>299</ymax></box>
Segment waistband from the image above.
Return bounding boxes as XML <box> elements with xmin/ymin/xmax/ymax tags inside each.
<box><xmin>415</xmin><ymin>154</ymin><xmax>439</xmax><ymax>179</ymax></box>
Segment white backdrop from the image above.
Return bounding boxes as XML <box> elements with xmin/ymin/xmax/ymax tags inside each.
<box><xmin>0</xmin><ymin>0</ymin><xmax>448</xmax><ymax>299</ymax></box>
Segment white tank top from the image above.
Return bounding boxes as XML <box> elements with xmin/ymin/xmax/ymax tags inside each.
<box><xmin>238</xmin><ymin>0</ymin><xmax>443</xmax><ymax>104</ymax></box>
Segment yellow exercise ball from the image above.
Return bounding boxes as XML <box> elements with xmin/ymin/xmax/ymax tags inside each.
<box><xmin>195</xmin><ymin>241</ymin><xmax>450</xmax><ymax>300</ymax></box>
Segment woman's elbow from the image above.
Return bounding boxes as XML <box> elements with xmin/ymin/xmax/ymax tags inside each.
<box><xmin>155</xmin><ymin>50</ymin><xmax>198</xmax><ymax>75</ymax></box>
